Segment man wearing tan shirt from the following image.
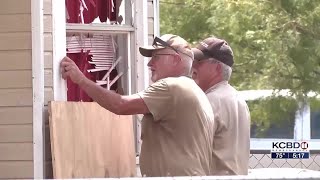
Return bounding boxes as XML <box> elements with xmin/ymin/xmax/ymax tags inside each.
<box><xmin>192</xmin><ymin>37</ymin><xmax>251</xmax><ymax>175</ymax></box>
<box><xmin>60</xmin><ymin>34</ymin><xmax>215</xmax><ymax>177</ymax></box>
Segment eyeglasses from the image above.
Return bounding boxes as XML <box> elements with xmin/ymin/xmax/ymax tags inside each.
<box><xmin>152</xmin><ymin>37</ymin><xmax>193</xmax><ymax>59</ymax></box>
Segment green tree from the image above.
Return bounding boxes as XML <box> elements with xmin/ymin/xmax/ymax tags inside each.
<box><xmin>160</xmin><ymin>0</ymin><xmax>320</xmax><ymax>136</ymax></box>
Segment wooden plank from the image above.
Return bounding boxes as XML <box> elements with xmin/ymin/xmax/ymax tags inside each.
<box><xmin>45</xmin><ymin>69</ymin><xmax>53</xmax><ymax>87</ymax></box>
<box><xmin>45</xmin><ymin>88</ymin><xmax>54</xmax><ymax>105</ymax></box>
<box><xmin>44</xmin><ymin>15</ymin><xmax>52</xmax><ymax>33</ymax></box>
<box><xmin>0</xmin><ymin>107</ymin><xmax>32</xmax><ymax>125</ymax></box>
<box><xmin>0</xmin><ymin>143</ymin><xmax>33</xmax><ymax>160</ymax></box>
<box><xmin>0</xmin><ymin>70</ymin><xmax>32</xmax><ymax>88</ymax></box>
<box><xmin>0</xmin><ymin>161</ymin><xmax>33</xmax><ymax>179</ymax></box>
<box><xmin>44</xmin><ymin>33</ymin><xmax>53</xmax><ymax>51</ymax></box>
<box><xmin>0</xmin><ymin>89</ymin><xmax>32</xmax><ymax>107</ymax></box>
<box><xmin>49</xmin><ymin>101</ymin><xmax>136</xmax><ymax>178</ymax></box>
<box><xmin>0</xmin><ymin>0</ymin><xmax>31</xmax><ymax>14</ymax></box>
<box><xmin>0</xmin><ymin>14</ymin><xmax>31</xmax><ymax>33</ymax></box>
<box><xmin>148</xmin><ymin>18</ymin><xmax>154</xmax><ymax>35</ymax></box>
<box><xmin>148</xmin><ymin>35</ymin><xmax>154</xmax><ymax>45</ymax></box>
<box><xmin>44</xmin><ymin>0</ymin><xmax>52</xmax><ymax>15</ymax></box>
<box><xmin>0</xmin><ymin>50</ymin><xmax>31</xmax><ymax>70</ymax></box>
<box><xmin>0</xmin><ymin>125</ymin><xmax>32</xmax><ymax>143</ymax></box>
<box><xmin>44</xmin><ymin>51</ymin><xmax>53</xmax><ymax>69</ymax></box>
<box><xmin>147</xmin><ymin>1</ymin><xmax>154</xmax><ymax>18</ymax></box>
<box><xmin>0</xmin><ymin>33</ymin><xmax>31</xmax><ymax>50</ymax></box>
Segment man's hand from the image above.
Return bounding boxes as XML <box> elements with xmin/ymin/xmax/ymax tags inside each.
<box><xmin>60</xmin><ymin>56</ymin><xmax>86</xmax><ymax>84</ymax></box>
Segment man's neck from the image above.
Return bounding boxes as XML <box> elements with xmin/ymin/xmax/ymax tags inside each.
<box><xmin>203</xmin><ymin>77</ymin><xmax>224</xmax><ymax>92</ymax></box>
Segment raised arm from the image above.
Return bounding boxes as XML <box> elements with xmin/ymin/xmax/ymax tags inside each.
<box><xmin>60</xmin><ymin>56</ymin><xmax>149</xmax><ymax>115</ymax></box>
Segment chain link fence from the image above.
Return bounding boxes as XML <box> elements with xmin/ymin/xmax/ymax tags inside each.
<box><xmin>249</xmin><ymin>153</ymin><xmax>320</xmax><ymax>170</ymax></box>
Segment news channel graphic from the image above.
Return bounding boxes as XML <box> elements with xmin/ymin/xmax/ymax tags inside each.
<box><xmin>271</xmin><ymin>141</ymin><xmax>309</xmax><ymax>159</ymax></box>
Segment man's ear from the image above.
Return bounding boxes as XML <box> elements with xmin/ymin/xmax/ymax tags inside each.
<box><xmin>216</xmin><ymin>63</ymin><xmax>222</xmax><ymax>73</ymax></box>
<box><xmin>173</xmin><ymin>55</ymin><xmax>181</xmax><ymax>66</ymax></box>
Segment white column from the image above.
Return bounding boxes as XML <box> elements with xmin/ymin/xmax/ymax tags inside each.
<box><xmin>32</xmin><ymin>0</ymin><xmax>44</xmax><ymax>178</ymax></box>
<box><xmin>52</xmin><ymin>0</ymin><xmax>67</xmax><ymax>100</ymax></box>
<box><xmin>294</xmin><ymin>101</ymin><xmax>311</xmax><ymax>141</ymax></box>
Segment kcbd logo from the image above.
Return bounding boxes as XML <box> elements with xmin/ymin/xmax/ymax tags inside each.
<box><xmin>272</xmin><ymin>141</ymin><xmax>308</xmax><ymax>150</ymax></box>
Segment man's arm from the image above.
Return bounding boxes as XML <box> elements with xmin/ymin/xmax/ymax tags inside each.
<box><xmin>61</xmin><ymin>56</ymin><xmax>150</xmax><ymax>115</ymax></box>
<box><xmin>78</xmin><ymin>78</ymin><xmax>149</xmax><ymax>115</ymax></box>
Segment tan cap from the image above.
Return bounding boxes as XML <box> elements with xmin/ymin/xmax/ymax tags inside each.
<box><xmin>139</xmin><ymin>34</ymin><xmax>194</xmax><ymax>59</ymax></box>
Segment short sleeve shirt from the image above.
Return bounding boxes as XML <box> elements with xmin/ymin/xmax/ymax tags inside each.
<box><xmin>206</xmin><ymin>81</ymin><xmax>250</xmax><ymax>175</ymax></box>
<box><xmin>138</xmin><ymin>76</ymin><xmax>214</xmax><ymax>177</ymax></box>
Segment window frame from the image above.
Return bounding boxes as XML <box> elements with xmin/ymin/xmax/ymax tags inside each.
<box><xmin>51</xmin><ymin>0</ymin><xmax>150</xmax><ymax>166</ymax></box>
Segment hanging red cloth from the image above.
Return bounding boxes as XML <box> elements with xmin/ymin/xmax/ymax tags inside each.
<box><xmin>66</xmin><ymin>0</ymin><xmax>81</xmax><ymax>23</ymax></box>
<box><xmin>83</xmin><ymin>0</ymin><xmax>98</xmax><ymax>24</ymax></box>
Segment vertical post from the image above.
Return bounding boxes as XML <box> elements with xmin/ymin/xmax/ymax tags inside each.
<box><xmin>32</xmin><ymin>0</ymin><xmax>44</xmax><ymax>178</ymax></box>
<box><xmin>133</xmin><ymin>0</ymin><xmax>148</xmax><ymax>156</ymax></box>
<box><xmin>52</xmin><ymin>0</ymin><xmax>67</xmax><ymax>100</ymax></box>
<box><xmin>294</xmin><ymin>101</ymin><xmax>311</xmax><ymax>141</ymax></box>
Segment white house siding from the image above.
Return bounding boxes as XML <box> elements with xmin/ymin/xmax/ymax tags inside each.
<box><xmin>0</xmin><ymin>0</ymin><xmax>33</xmax><ymax>178</ymax></box>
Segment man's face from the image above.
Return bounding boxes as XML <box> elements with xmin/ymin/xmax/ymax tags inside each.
<box><xmin>147</xmin><ymin>48</ymin><xmax>179</xmax><ymax>82</ymax></box>
<box><xmin>192</xmin><ymin>59</ymin><xmax>221</xmax><ymax>91</ymax></box>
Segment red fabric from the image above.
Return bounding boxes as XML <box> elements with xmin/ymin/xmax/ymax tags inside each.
<box><xmin>110</xmin><ymin>0</ymin><xmax>117</xmax><ymax>22</ymax></box>
<box><xmin>66</xmin><ymin>0</ymin><xmax>81</xmax><ymax>23</ymax></box>
<box><xmin>83</xmin><ymin>0</ymin><xmax>98</xmax><ymax>24</ymax></box>
<box><xmin>66</xmin><ymin>0</ymin><xmax>117</xmax><ymax>23</ymax></box>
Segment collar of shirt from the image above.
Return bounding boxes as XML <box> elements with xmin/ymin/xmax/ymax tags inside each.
<box><xmin>205</xmin><ymin>80</ymin><xmax>229</xmax><ymax>94</ymax></box>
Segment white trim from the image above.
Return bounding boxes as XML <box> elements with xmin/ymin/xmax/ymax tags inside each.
<box><xmin>295</xmin><ymin>102</ymin><xmax>311</xmax><ymax>140</ymax></box>
<box><xmin>66</xmin><ymin>24</ymin><xmax>135</xmax><ymax>33</ymax></box>
<box><xmin>52</xmin><ymin>0</ymin><xmax>67</xmax><ymax>100</ymax></box>
<box><xmin>153</xmin><ymin>0</ymin><xmax>160</xmax><ymax>36</ymax></box>
<box><xmin>134</xmin><ymin>0</ymin><xmax>148</xmax><ymax>91</ymax></box>
<box><xmin>32</xmin><ymin>0</ymin><xmax>44</xmax><ymax>178</ymax></box>
<box><xmin>132</xmin><ymin>0</ymin><xmax>148</xmax><ymax>155</ymax></box>
<box><xmin>127</xmin><ymin>32</ymin><xmax>132</xmax><ymax>94</ymax></box>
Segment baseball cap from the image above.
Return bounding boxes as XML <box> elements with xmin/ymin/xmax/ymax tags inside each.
<box><xmin>139</xmin><ymin>34</ymin><xmax>193</xmax><ymax>59</ymax></box>
<box><xmin>192</xmin><ymin>37</ymin><xmax>234</xmax><ymax>67</ymax></box>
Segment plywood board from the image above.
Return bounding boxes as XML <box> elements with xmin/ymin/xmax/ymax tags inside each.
<box><xmin>49</xmin><ymin>101</ymin><xmax>136</xmax><ymax>178</ymax></box>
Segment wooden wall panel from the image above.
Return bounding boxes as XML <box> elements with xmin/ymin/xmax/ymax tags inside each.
<box><xmin>0</xmin><ymin>70</ymin><xmax>32</xmax><ymax>88</ymax></box>
<box><xmin>0</xmin><ymin>89</ymin><xmax>32</xmax><ymax>107</ymax></box>
<box><xmin>0</xmin><ymin>107</ymin><xmax>32</xmax><ymax>125</ymax></box>
<box><xmin>0</xmin><ymin>143</ymin><xmax>33</xmax><ymax>160</ymax></box>
<box><xmin>0</xmin><ymin>0</ymin><xmax>31</xmax><ymax>14</ymax></box>
<box><xmin>49</xmin><ymin>102</ymin><xmax>136</xmax><ymax>178</ymax></box>
<box><xmin>44</xmin><ymin>33</ymin><xmax>53</xmax><ymax>51</ymax></box>
<box><xmin>45</xmin><ymin>69</ymin><xmax>53</xmax><ymax>87</ymax></box>
<box><xmin>0</xmin><ymin>33</ymin><xmax>31</xmax><ymax>50</ymax></box>
<box><xmin>0</xmin><ymin>0</ymin><xmax>33</xmax><ymax>179</ymax></box>
<box><xmin>0</xmin><ymin>14</ymin><xmax>31</xmax><ymax>32</ymax></box>
<box><xmin>0</xmin><ymin>50</ymin><xmax>32</xmax><ymax>70</ymax></box>
<box><xmin>44</xmin><ymin>52</ymin><xmax>53</xmax><ymax>69</ymax></box>
<box><xmin>0</xmin><ymin>161</ymin><xmax>33</xmax><ymax>179</ymax></box>
<box><xmin>0</xmin><ymin>125</ymin><xmax>33</xmax><ymax>142</ymax></box>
